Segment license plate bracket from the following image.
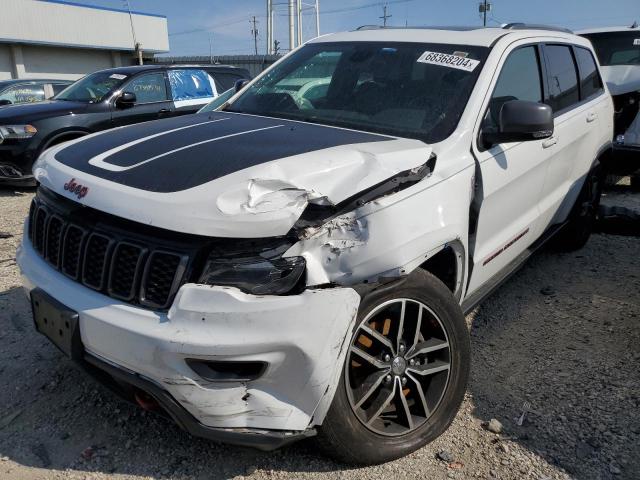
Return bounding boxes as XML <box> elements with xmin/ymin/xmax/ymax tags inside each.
<box><xmin>31</xmin><ymin>288</ymin><xmax>83</xmax><ymax>360</ymax></box>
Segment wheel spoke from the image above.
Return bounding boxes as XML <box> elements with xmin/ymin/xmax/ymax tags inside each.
<box><xmin>396</xmin><ymin>299</ymin><xmax>406</xmax><ymax>353</ymax></box>
<box><xmin>396</xmin><ymin>377</ymin><xmax>414</xmax><ymax>430</ymax></box>
<box><xmin>407</xmin><ymin>359</ymin><xmax>450</xmax><ymax>376</ymax></box>
<box><xmin>353</xmin><ymin>370</ymin><xmax>389</xmax><ymax>409</ymax></box>
<box><xmin>350</xmin><ymin>345</ymin><xmax>387</xmax><ymax>370</ymax></box>
<box><xmin>411</xmin><ymin>305</ymin><xmax>423</xmax><ymax>350</ymax></box>
<box><xmin>365</xmin><ymin>382</ymin><xmax>396</xmax><ymax>425</ymax></box>
<box><xmin>360</xmin><ymin>324</ymin><xmax>395</xmax><ymax>353</ymax></box>
<box><xmin>407</xmin><ymin>337</ymin><xmax>449</xmax><ymax>359</ymax></box>
<box><xmin>406</xmin><ymin>372</ymin><xmax>430</xmax><ymax>418</ymax></box>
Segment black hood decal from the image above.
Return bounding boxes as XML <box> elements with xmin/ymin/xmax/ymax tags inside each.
<box><xmin>54</xmin><ymin>112</ymin><xmax>393</xmax><ymax>193</ymax></box>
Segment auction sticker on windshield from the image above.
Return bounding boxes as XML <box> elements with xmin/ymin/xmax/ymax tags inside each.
<box><xmin>417</xmin><ymin>51</ymin><xmax>480</xmax><ymax>72</ymax></box>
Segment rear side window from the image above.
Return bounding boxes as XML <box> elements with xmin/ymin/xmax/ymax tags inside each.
<box><xmin>484</xmin><ymin>46</ymin><xmax>543</xmax><ymax>131</ymax></box>
<box><xmin>52</xmin><ymin>83</ymin><xmax>69</xmax><ymax>96</ymax></box>
<box><xmin>168</xmin><ymin>69</ymin><xmax>216</xmax><ymax>102</ymax></box>
<box><xmin>211</xmin><ymin>72</ymin><xmax>244</xmax><ymax>91</ymax></box>
<box><xmin>544</xmin><ymin>45</ymin><xmax>580</xmax><ymax>113</ymax></box>
<box><xmin>574</xmin><ymin>47</ymin><xmax>604</xmax><ymax>100</ymax></box>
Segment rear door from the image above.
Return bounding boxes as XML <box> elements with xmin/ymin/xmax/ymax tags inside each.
<box><xmin>536</xmin><ymin>44</ymin><xmax>606</xmax><ymax>227</ymax></box>
<box><xmin>467</xmin><ymin>43</ymin><xmax>553</xmax><ymax>295</ymax></box>
<box><xmin>111</xmin><ymin>71</ymin><xmax>174</xmax><ymax>127</ymax></box>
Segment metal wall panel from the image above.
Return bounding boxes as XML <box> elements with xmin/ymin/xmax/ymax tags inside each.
<box><xmin>0</xmin><ymin>0</ymin><xmax>169</xmax><ymax>53</ymax></box>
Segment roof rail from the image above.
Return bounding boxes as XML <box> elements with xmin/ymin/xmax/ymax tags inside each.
<box><xmin>502</xmin><ymin>23</ymin><xmax>573</xmax><ymax>34</ymax></box>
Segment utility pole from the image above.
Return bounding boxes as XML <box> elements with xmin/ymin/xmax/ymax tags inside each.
<box><xmin>288</xmin><ymin>0</ymin><xmax>295</xmax><ymax>51</ymax></box>
<box><xmin>315</xmin><ymin>0</ymin><xmax>320</xmax><ymax>37</ymax></box>
<box><xmin>123</xmin><ymin>0</ymin><xmax>142</xmax><ymax>64</ymax></box>
<box><xmin>251</xmin><ymin>16</ymin><xmax>259</xmax><ymax>55</ymax></box>
<box><xmin>267</xmin><ymin>0</ymin><xmax>273</xmax><ymax>54</ymax></box>
<box><xmin>479</xmin><ymin>1</ymin><xmax>492</xmax><ymax>27</ymax></box>
<box><xmin>209</xmin><ymin>32</ymin><xmax>213</xmax><ymax>64</ymax></box>
<box><xmin>297</xmin><ymin>0</ymin><xmax>303</xmax><ymax>46</ymax></box>
<box><xmin>379</xmin><ymin>4</ymin><xmax>391</xmax><ymax>27</ymax></box>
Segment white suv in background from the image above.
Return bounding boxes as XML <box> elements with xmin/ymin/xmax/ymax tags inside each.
<box><xmin>18</xmin><ymin>24</ymin><xmax>612</xmax><ymax>464</ymax></box>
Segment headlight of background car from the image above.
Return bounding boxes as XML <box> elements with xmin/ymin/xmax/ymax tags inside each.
<box><xmin>0</xmin><ymin>125</ymin><xmax>37</xmax><ymax>143</ymax></box>
<box><xmin>199</xmin><ymin>255</ymin><xmax>306</xmax><ymax>295</ymax></box>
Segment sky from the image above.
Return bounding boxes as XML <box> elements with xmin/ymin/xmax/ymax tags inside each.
<box><xmin>77</xmin><ymin>0</ymin><xmax>640</xmax><ymax>57</ymax></box>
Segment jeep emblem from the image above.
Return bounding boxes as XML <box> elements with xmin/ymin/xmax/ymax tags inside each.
<box><xmin>63</xmin><ymin>178</ymin><xmax>88</xmax><ymax>199</ymax></box>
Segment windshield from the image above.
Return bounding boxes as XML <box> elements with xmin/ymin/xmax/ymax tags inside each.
<box><xmin>226</xmin><ymin>42</ymin><xmax>488</xmax><ymax>143</ymax></box>
<box><xmin>583</xmin><ymin>32</ymin><xmax>640</xmax><ymax>66</ymax></box>
<box><xmin>54</xmin><ymin>71</ymin><xmax>128</xmax><ymax>102</ymax></box>
<box><xmin>199</xmin><ymin>88</ymin><xmax>235</xmax><ymax>112</ymax></box>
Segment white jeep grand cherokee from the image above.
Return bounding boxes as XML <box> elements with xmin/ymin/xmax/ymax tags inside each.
<box><xmin>18</xmin><ymin>25</ymin><xmax>613</xmax><ymax>464</ymax></box>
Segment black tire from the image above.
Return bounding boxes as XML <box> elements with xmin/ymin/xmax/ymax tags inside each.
<box><xmin>316</xmin><ymin>269</ymin><xmax>470</xmax><ymax>465</ymax></box>
<box><xmin>552</xmin><ymin>164</ymin><xmax>602</xmax><ymax>251</ymax></box>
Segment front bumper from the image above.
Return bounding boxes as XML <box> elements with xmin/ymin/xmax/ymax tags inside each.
<box><xmin>17</xmin><ymin>232</ymin><xmax>361</xmax><ymax>444</ymax></box>
<box><xmin>0</xmin><ymin>142</ymin><xmax>36</xmax><ymax>184</ymax></box>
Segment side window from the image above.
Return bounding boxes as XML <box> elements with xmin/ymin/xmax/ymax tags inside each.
<box><xmin>484</xmin><ymin>46</ymin><xmax>543</xmax><ymax>132</ymax></box>
<box><xmin>0</xmin><ymin>84</ymin><xmax>46</xmax><ymax>104</ymax></box>
<box><xmin>574</xmin><ymin>47</ymin><xmax>604</xmax><ymax>100</ymax></box>
<box><xmin>168</xmin><ymin>69</ymin><xmax>216</xmax><ymax>102</ymax></box>
<box><xmin>544</xmin><ymin>45</ymin><xmax>580</xmax><ymax>113</ymax></box>
<box><xmin>52</xmin><ymin>83</ymin><xmax>69</xmax><ymax>96</ymax></box>
<box><xmin>123</xmin><ymin>73</ymin><xmax>169</xmax><ymax>104</ymax></box>
<box><xmin>212</xmin><ymin>72</ymin><xmax>243</xmax><ymax>92</ymax></box>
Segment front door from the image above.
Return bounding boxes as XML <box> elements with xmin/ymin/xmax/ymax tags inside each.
<box><xmin>467</xmin><ymin>43</ymin><xmax>553</xmax><ymax>295</ymax></box>
<box><xmin>111</xmin><ymin>72</ymin><xmax>174</xmax><ymax>127</ymax></box>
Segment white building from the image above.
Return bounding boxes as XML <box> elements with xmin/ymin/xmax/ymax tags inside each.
<box><xmin>0</xmin><ymin>0</ymin><xmax>169</xmax><ymax>81</ymax></box>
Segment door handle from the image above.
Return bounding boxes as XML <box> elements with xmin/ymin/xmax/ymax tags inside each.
<box><xmin>542</xmin><ymin>137</ymin><xmax>558</xmax><ymax>149</ymax></box>
<box><xmin>158</xmin><ymin>108</ymin><xmax>171</xmax><ymax>116</ymax></box>
<box><xmin>586</xmin><ymin>112</ymin><xmax>597</xmax><ymax>123</ymax></box>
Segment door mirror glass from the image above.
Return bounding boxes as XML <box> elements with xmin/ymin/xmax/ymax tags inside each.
<box><xmin>482</xmin><ymin>100</ymin><xmax>553</xmax><ymax>147</ymax></box>
<box><xmin>0</xmin><ymin>99</ymin><xmax>11</xmax><ymax>106</ymax></box>
<box><xmin>116</xmin><ymin>91</ymin><xmax>137</xmax><ymax>108</ymax></box>
<box><xmin>234</xmin><ymin>78</ymin><xmax>249</xmax><ymax>93</ymax></box>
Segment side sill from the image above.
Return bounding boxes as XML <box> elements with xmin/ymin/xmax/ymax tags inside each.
<box><xmin>461</xmin><ymin>222</ymin><xmax>565</xmax><ymax>315</ymax></box>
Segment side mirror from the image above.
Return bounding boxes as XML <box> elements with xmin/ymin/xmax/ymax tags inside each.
<box><xmin>234</xmin><ymin>78</ymin><xmax>250</xmax><ymax>93</ymax></box>
<box><xmin>482</xmin><ymin>100</ymin><xmax>553</xmax><ymax>148</ymax></box>
<box><xmin>116</xmin><ymin>91</ymin><xmax>137</xmax><ymax>108</ymax></box>
<box><xmin>0</xmin><ymin>99</ymin><xmax>12</xmax><ymax>106</ymax></box>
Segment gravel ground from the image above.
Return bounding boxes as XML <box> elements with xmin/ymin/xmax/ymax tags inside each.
<box><xmin>0</xmin><ymin>185</ymin><xmax>638</xmax><ymax>480</ymax></box>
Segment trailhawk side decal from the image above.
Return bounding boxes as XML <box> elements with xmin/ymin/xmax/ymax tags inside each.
<box><xmin>53</xmin><ymin>112</ymin><xmax>393</xmax><ymax>193</ymax></box>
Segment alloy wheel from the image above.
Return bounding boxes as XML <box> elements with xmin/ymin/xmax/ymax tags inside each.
<box><xmin>345</xmin><ymin>298</ymin><xmax>451</xmax><ymax>436</ymax></box>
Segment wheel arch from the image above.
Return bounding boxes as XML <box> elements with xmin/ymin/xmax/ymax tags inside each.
<box><xmin>416</xmin><ymin>240</ymin><xmax>466</xmax><ymax>302</ymax></box>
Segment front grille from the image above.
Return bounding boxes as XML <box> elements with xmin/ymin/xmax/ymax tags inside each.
<box><xmin>28</xmin><ymin>194</ymin><xmax>192</xmax><ymax>310</ymax></box>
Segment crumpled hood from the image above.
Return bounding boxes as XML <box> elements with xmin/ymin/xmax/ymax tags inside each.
<box><xmin>601</xmin><ymin>65</ymin><xmax>640</xmax><ymax>96</ymax></box>
<box><xmin>34</xmin><ymin>112</ymin><xmax>432</xmax><ymax>238</ymax></box>
<box><xmin>0</xmin><ymin>100</ymin><xmax>89</xmax><ymax>123</ymax></box>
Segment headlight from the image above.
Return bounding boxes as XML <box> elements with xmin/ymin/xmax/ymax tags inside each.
<box><xmin>0</xmin><ymin>125</ymin><xmax>37</xmax><ymax>143</ymax></box>
<box><xmin>199</xmin><ymin>255</ymin><xmax>306</xmax><ymax>295</ymax></box>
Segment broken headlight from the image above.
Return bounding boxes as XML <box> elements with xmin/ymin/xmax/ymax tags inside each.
<box><xmin>199</xmin><ymin>255</ymin><xmax>306</xmax><ymax>295</ymax></box>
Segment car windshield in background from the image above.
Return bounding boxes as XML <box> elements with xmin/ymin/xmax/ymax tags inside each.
<box><xmin>226</xmin><ymin>42</ymin><xmax>489</xmax><ymax>143</ymax></box>
<box><xmin>583</xmin><ymin>31</ymin><xmax>640</xmax><ymax>66</ymax></box>
<box><xmin>54</xmin><ymin>71</ymin><xmax>128</xmax><ymax>102</ymax></box>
